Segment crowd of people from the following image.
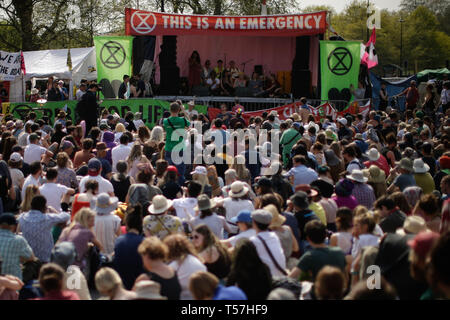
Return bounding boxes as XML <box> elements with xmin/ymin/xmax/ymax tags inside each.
<box><xmin>1</xmin><ymin>83</ymin><xmax>450</xmax><ymax>301</ymax></box>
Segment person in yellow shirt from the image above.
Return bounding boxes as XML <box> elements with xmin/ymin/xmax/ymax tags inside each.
<box><xmin>295</xmin><ymin>185</ymin><xmax>327</xmax><ymax>225</ymax></box>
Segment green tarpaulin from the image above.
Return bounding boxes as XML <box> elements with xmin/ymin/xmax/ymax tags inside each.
<box><xmin>416</xmin><ymin>68</ymin><xmax>450</xmax><ymax>82</ymax></box>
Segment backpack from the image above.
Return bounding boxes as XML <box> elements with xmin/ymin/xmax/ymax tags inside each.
<box><xmin>0</xmin><ymin>174</ymin><xmax>9</xmax><ymax>199</ymax></box>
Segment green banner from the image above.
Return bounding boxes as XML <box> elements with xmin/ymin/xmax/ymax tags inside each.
<box><xmin>320</xmin><ymin>41</ymin><xmax>361</xmax><ymax>101</ymax></box>
<box><xmin>94</xmin><ymin>36</ymin><xmax>134</xmax><ymax>99</ymax></box>
<box><xmin>2</xmin><ymin>99</ymin><xmax>207</xmax><ymax>128</ymax></box>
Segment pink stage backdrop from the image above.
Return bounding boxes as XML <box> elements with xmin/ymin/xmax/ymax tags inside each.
<box><xmin>154</xmin><ymin>35</ymin><xmax>296</xmax><ymax>83</ymax></box>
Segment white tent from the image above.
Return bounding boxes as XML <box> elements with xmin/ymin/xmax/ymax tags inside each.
<box><xmin>9</xmin><ymin>47</ymin><xmax>97</xmax><ymax>102</ymax></box>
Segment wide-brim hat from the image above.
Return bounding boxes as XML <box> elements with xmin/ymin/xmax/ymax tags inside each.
<box><xmin>346</xmin><ymin>170</ymin><xmax>368</xmax><ymax>183</ymax></box>
<box><xmin>264</xmin><ymin>204</ymin><xmax>286</xmax><ymax>228</ymax></box>
<box><xmin>413</xmin><ymin>159</ymin><xmax>430</xmax><ymax>173</ymax></box>
<box><xmin>194</xmin><ymin>195</ymin><xmax>216</xmax><ymax>211</ymax></box>
<box><xmin>397</xmin><ymin>215</ymin><xmax>427</xmax><ymax>235</ymax></box>
<box><xmin>92</xmin><ymin>193</ymin><xmax>119</xmax><ymax>215</ymax></box>
<box><xmin>396</xmin><ymin>158</ymin><xmax>413</xmax><ymax>172</ymax></box>
<box><xmin>366</xmin><ymin>148</ymin><xmax>380</xmax><ymax>161</ymax></box>
<box><xmin>364</xmin><ymin>165</ymin><xmax>386</xmax><ymax>184</ymax></box>
<box><xmin>31</xmin><ymin>88</ymin><xmax>39</xmax><ymax>95</ymax></box>
<box><xmin>229</xmin><ymin>181</ymin><xmax>249</xmax><ymax>198</ymax></box>
<box><xmin>295</xmin><ymin>184</ymin><xmax>319</xmax><ymax>197</ymax></box>
<box><xmin>148</xmin><ymin>195</ymin><xmax>173</xmax><ymax>215</ymax></box>
<box><xmin>93</xmin><ymin>142</ymin><xmax>110</xmax><ymax>153</ymax></box>
<box><xmin>134</xmin><ymin>280</ymin><xmax>167</xmax><ymax>300</ymax></box>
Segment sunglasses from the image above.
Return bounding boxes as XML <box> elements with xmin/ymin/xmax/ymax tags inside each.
<box><xmin>192</xmin><ymin>235</ymin><xmax>199</xmax><ymax>239</ymax></box>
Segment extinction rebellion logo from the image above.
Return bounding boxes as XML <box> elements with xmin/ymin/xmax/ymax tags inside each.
<box><xmin>131</xmin><ymin>11</ymin><xmax>157</xmax><ymax>34</ymax></box>
<box><xmin>100</xmin><ymin>41</ymin><xmax>126</xmax><ymax>69</ymax></box>
<box><xmin>327</xmin><ymin>47</ymin><xmax>353</xmax><ymax>76</ymax></box>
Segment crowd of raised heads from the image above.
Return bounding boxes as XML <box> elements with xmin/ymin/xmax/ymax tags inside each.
<box><xmin>1</xmin><ymin>87</ymin><xmax>450</xmax><ymax>300</ymax></box>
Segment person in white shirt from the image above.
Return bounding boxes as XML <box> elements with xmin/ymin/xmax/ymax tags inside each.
<box><xmin>172</xmin><ymin>181</ymin><xmax>202</xmax><ymax>221</ymax></box>
<box><xmin>92</xmin><ymin>193</ymin><xmax>121</xmax><ymax>257</ymax></box>
<box><xmin>185</xmin><ymin>101</ymin><xmax>199</xmax><ymax>121</ymax></box>
<box><xmin>21</xmin><ymin>161</ymin><xmax>43</xmax><ymax>200</ymax></box>
<box><xmin>164</xmin><ymin>234</ymin><xmax>207</xmax><ymax>300</ymax></box>
<box><xmin>350</xmin><ymin>213</ymin><xmax>380</xmax><ymax>278</ymax></box>
<box><xmin>39</xmin><ymin>168</ymin><xmax>75</xmax><ymax>212</ymax></box>
<box><xmin>18</xmin><ymin>122</ymin><xmax>32</xmax><ymax>147</ymax></box>
<box><xmin>217</xmin><ymin>181</ymin><xmax>255</xmax><ymax>235</ymax></box>
<box><xmin>79</xmin><ymin>158</ymin><xmax>114</xmax><ymax>196</ymax></box>
<box><xmin>222</xmin><ymin>210</ymin><xmax>256</xmax><ymax>248</ymax></box>
<box><xmin>8</xmin><ymin>152</ymin><xmax>25</xmax><ymax>190</ymax></box>
<box><xmin>76</xmin><ymin>83</ymin><xmax>87</xmax><ymax>101</ymax></box>
<box><xmin>111</xmin><ymin>134</ymin><xmax>132</xmax><ymax>173</ymax></box>
<box><xmin>250</xmin><ymin>209</ymin><xmax>287</xmax><ymax>278</ymax></box>
<box><xmin>23</xmin><ymin>133</ymin><xmax>53</xmax><ymax>165</ymax></box>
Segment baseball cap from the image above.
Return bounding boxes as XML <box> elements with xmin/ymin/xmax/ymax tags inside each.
<box><xmin>61</xmin><ymin>140</ymin><xmax>74</xmax><ymax>150</ymax></box>
<box><xmin>88</xmin><ymin>158</ymin><xmax>102</xmax><ymax>172</ymax></box>
<box><xmin>337</xmin><ymin>117</ymin><xmax>347</xmax><ymax>126</ymax></box>
<box><xmin>167</xmin><ymin>165</ymin><xmax>179</xmax><ymax>175</ymax></box>
<box><xmin>407</xmin><ymin>231</ymin><xmax>440</xmax><ymax>259</ymax></box>
<box><xmin>230</xmin><ymin>210</ymin><xmax>252</xmax><ymax>224</ymax></box>
<box><xmin>191</xmin><ymin>166</ymin><xmax>207</xmax><ymax>175</ymax></box>
<box><xmin>292</xmin><ymin>122</ymin><xmax>302</xmax><ymax>129</ymax></box>
<box><xmin>9</xmin><ymin>152</ymin><xmax>23</xmax><ymax>162</ymax></box>
<box><xmin>0</xmin><ymin>213</ymin><xmax>18</xmax><ymax>225</ymax></box>
<box><xmin>251</xmin><ymin>209</ymin><xmax>273</xmax><ymax>225</ymax></box>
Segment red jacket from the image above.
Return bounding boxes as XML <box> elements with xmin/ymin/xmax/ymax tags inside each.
<box><xmin>364</xmin><ymin>154</ymin><xmax>390</xmax><ymax>177</ymax></box>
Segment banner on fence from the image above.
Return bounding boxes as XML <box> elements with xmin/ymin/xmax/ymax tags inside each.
<box><xmin>2</xmin><ymin>99</ymin><xmax>207</xmax><ymax>127</ymax></box>
<box><xmin>208</xmin><ymin>100</ymin><xmax>371</xmax><ymax>124</ymax></box>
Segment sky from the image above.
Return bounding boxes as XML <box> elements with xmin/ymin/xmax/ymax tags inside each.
<box><xmin>299</xmin><ymin>0</ymin><xmax>403</xmax><ymax>13</ymax></box>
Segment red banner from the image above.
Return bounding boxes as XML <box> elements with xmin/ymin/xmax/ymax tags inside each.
<box><xmin>125</xmin><ymin>8</ymin><xmax>327</xmax><ymax>37</ymax></box>
<box><xmin>208</xmin><ymin>101</ymin><xmax>371</xmax><ymax>125</ymax></box>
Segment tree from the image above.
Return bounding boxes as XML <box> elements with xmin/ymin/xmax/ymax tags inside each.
<box><xmin>403</xmin><ymin>6</ymin><xmax>450</xmax><ymax>70</ymax></box>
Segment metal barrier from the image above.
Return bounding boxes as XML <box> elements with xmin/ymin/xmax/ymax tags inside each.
<box><xmin>154</xmin><ymin>95</ymin><xmax>372</xmax><ymax>112</ymax></box>
<box><xmin>154</xmin><ymin>95</ymin><xmax>293</xmax><ymax>111</ymax></box>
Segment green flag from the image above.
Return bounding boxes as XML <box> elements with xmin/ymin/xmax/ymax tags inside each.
<box><xmin>94</xmin><ymin>36</ymin><xmax>133</xmax><ymax>99</ymax></box>
<box><xmin>320</xmin><ymin>41</ymin><xmax>360</xmax><ymax>102</ymax></box>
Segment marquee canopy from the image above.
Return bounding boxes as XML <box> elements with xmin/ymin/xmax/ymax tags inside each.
<box><xmin>125</xmin><ymin>8</ymin><xmax>327</xmax><ymax>37</ymax></box>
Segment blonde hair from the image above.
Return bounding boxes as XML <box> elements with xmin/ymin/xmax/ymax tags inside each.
<box><xmin>188</xmin><ymin>271</ymin><xmax>219</xmax><ymax>300</ymax></box>
<box><xmin>230</xmin><ymin>155</ymin><xmax>250</xmax><ymax>182</ymax></box>
<box><xmin>95</xmin><ymin>267</ymin><xmax>123</xmax><ymax>297</ymax></box>
<box><xmin>115</xmin><ymin>123</ymin><xmax>126</xmax><ymax>133</ymax></box>
<box><xmin>73</xmin><ymin>207</ymin><xmax>95</xmax><ymax>229</ymax></box>
<box><xmin>207</xmin><ymin>166</ymin><xmax>221</xmax><ymax>197</ymax></box>
<box><xmin>353</xmin><ymin>205</ymin><xmax>369</xmax><ymax>217</ymax></box>
<box><xmin>193</xmin><ymin>172</ymin><xmax>209</xmax><ymax>194</ymax></box>
<box><xmin>21</xmin><ymin>185</ymin><xmax>40</xmax><ymax>212</ymax></box>
<box><xmin>127</xmin><ymin>143</ymin><xmax>143</xmax><ymax>163</ymax></box>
